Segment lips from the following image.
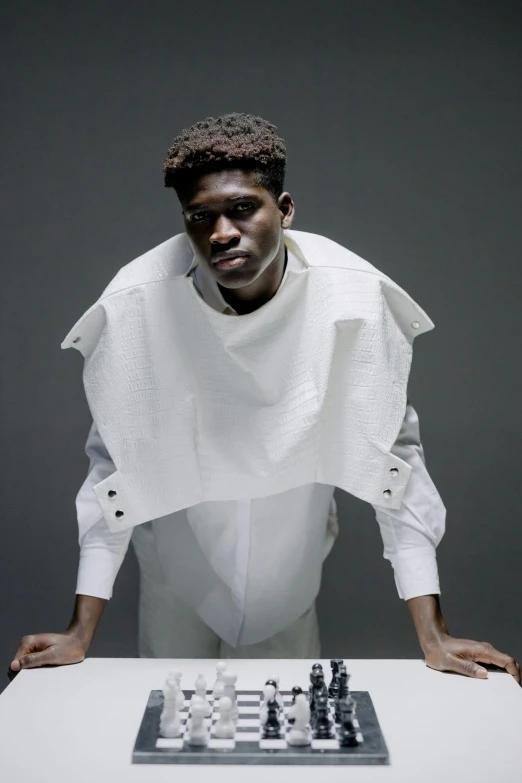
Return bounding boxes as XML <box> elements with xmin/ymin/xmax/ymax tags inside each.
<box><xmin>214</xmin><ymin>256</ymin><xmax>248</xmax><ymax>270</ymax></box>
<box><xmin>211</xmin><ymin>251</ymin><xmax>249</xmax><ymax>265</ymax></box>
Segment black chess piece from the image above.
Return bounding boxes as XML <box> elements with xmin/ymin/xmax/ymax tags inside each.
<box><xmin>262</xmin><ymin>699</ymin><xmax>281</xmax><ymax>739</ymax></box>
<box><xmin>335</xmin><ymin>665</ymin><xmax>352</xmax><ymax>722</ymax></box>
<box><xmin>310</xmin><ymin>670</ymin><xmax>327</xmax><ymax>726</ymax></box>
<box><xmin>313</xmin><ymin>695</ymin><xmax>334</xmax><ymax>739</ymax></box>
<box><xmin>328</xmin><ymin>659</ymin><xmax>343</xmax><ymax>699</ymax></box>
<box><xmin>338</xmin><ymin>697</ymin><xmax>360</xmax><ymax>747</ymax></box>
<box><xmin>264</xmin><ymin>679</ymin><xmax>282</xmax><ymax>713</ymax></box>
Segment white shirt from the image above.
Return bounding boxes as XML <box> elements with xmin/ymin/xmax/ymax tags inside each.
<box><xmin>75</xmin><ymin>248</ymin><xmax>446</xmax><ymax>645</ymax></box>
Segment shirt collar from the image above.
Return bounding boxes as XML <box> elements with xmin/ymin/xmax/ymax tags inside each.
<box><xmin>190</xmin><ymin>245</ymin><xmax>302</xmax><ymax>316</ymax></box>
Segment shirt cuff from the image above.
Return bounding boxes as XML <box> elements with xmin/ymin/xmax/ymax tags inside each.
<box><xmin>76</xmin><ymin>547</ymin><xmax>124</xmax><ymax>600</ymax></box>
<box><xmin>391</xmin><ymin>547</ymin><xmax>441</xmax><ymax>601</ymax></box>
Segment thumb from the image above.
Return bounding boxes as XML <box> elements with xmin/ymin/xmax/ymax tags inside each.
<box><xmin>451</xmin><ymin>656</ymin><xmax>488</xmax><ymax>679</ymax></box>
<box><xmin>14</xmin><ymin>649</ymin><xmax>55</xmax><ymax>670</ymax></box>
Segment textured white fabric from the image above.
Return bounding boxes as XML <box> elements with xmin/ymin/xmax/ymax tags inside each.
<box><xmin>73</xmin><ymin>234</ymin><xmax>445</xmax><ymax>647</ymax></box>
<box><xmin>62</xmin><ymin>229</ymin><xmax>434</xmax><ymax>533</ymax></box>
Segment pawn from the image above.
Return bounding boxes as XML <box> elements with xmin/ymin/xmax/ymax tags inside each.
<box><xmin>212</xmin><ymin>661</ymin><xmax>227</xmax><ymax>699</ymax></box>
<box><xmin>214</xmin><ymin>696</ymin><xmax>235</xmax><ymax>739</ymax></box>
<box><xmin>291</xmin><ymin>685</ymin><xmax>303</xmax><ymax>704</ymax></box>
<box><xmin>262</xmin><ymin>698</ymin><xmax>281</xmax><ymax>739</ymax></box>
<box><xmin>287</xmin><ymin>693</ymin><xmax>311</xmax><ymax>746</ymax></box>
<box><xmin>186</xmin><ymin>699</ymin><xmax>208</xmax><ymax>746</ymax></box>
<box><xmin>260</xmin><ymin>684</ymin><xmax>276</xmax><ymax>725</ymax></box>
<box><xmin>266</xmin><ymin>675</ymin><xmax>283</xmax><ymax>708</ymax></box>
<box><xmin>222</xmin><ymin>672</ymin><xmax>238</xmax><ymax>721</ymax></box>
<box><xmin>288</xmin><ymin>686</ymin><xmax>303</xmax><ymax>724</ymax></box>
<box><xmin>194</xmin><ymin>673</ymin><xmax>211</xmax><ymax>717</ymax></box>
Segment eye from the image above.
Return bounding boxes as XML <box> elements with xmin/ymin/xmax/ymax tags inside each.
<box><xmin>190</xmin><ymin>212</ymin><xmax>209</xmax><ymax>222</ymax></box>
<box><xmin>235</xmin><ymin>203</ymin><xmax>254</xmax><ymax>213</ymax></box>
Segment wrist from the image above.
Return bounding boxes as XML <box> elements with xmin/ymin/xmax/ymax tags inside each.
<box><xmin>406</xmin><ymin>594</ymin><xmax>449</xmax><ymax>654</ymax></box>
<box><xmin>64</xmin><ymin>623</ymin><xmax>92</xmax><ymax>648</ymax></box>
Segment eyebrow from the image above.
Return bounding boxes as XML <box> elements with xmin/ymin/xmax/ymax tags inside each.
<box><xmin>184</xmin><ymin>194</ymin><xmax>258</xmax><ymax>212</ymax></box>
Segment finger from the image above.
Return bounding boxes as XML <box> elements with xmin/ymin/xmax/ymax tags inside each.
<box><xmin>16</xmin><ymin>649</ymin><xmax>57</xmax><ymax>670</ymax></box>
<box><xmin>11</xmin><ymin>634</ymin><xmax>56</xmax><ymax>671</ymax></box>
<box><xmin>446</xmin><ymin>655</ymin><xmax>488</xmax><ymax>679</ymax></box>
<box><xmin>472</xmin><ymin>643</ymin><xmax>521</xmax><ymax>684</ymax></box>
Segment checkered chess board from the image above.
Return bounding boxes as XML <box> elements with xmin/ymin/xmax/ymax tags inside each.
<box><xmin>132</xmin><ymin>689</ymin><xmax>389</xmax><ymax>765</ymax></box>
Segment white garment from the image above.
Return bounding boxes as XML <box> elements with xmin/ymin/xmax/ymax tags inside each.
<box><xmin>74</xmin><ymin>237</ymin><xmax>446</xmax><ymax>646</ymax></box>
<box><xmin>62</xmin><ymin>230</ymin><xmax>435</xmax><ymax>531</ymax></box>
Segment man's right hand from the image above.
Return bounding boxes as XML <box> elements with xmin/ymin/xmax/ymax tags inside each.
<box><xmin>8</xmin><ymin>631</ymin><xmax>87</xmax><ymax>681</ymax></box>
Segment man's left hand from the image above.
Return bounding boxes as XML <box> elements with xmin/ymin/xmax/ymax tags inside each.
<box><xmin>424</xmin><ymin>634</ymin><xmax>521</xmax><ymax>684</ymax></box>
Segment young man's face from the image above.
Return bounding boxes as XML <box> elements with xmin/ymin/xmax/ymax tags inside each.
<box><xmin>180</xmin><ymin>168</ymin><xmax>294</xmax><ymax>289</ymax></box>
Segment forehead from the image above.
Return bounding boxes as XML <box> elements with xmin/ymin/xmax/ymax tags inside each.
<box><xmin>181</xmin><ymin>168</ymin><xmax>266</xmax><ymax>210</ymax></box>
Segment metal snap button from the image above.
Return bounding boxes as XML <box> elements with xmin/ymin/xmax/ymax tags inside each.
<box><xmin>108</xmin><ymin>490</ymin><xmax>117</xmax><ymax>498</ymax></box>
<box><xmin>383</xmin><ymin>489</ymin><xmax>392</xmax><ymax>498</ymax></box>
<box><xmin>411</xmin><ymin>321</ymin><xmax>420</xmax><ymax>329</ymax></box>
<box><xmin>72</xmin><ymin>336</ymin><xmax>81</xmax><ymax>343</ymax></box>
<box><xmin>115</xmin><ymin>510</ymin><xmax>124</xmax><ymax>518</ymax></box>
<box><xmin>389</xmin><ymin>468</ymin><xmax>399</xmax><ymax>477</ymax></box>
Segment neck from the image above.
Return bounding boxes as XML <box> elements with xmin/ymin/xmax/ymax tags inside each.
<box><xmin>218</xmin><ymin>245</ymin><xmax>288</xmax><ymax>315</ymax></box>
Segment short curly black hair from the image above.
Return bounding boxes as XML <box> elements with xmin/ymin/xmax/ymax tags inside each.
<box><xmin>163</xmin><ymin>112</ymin><xmax>287</xmax><ymax>201</ymax></box>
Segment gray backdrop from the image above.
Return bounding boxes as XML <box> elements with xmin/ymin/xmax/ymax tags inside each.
<box><xmin>2</xmin><ymin>1</ymin><xmax>521</xmax><ymax>692</ymax></box>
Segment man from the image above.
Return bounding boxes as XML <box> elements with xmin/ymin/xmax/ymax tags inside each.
<box><xmin>9</xmin><ymin>113</ymin><xmax>520</xmax><ymax>683</ymax></box>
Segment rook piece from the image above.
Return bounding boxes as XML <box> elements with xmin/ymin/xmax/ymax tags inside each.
<box><xmin>338</xmin><ymin>697</ymin><xmax>360</xmax><ymax>747</ymax></box>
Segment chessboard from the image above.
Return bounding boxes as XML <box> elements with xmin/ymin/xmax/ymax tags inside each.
<box><xmin>132</xmin><ymin>689</ymin><xmax>389</xmax><ymax>765</ymax></box>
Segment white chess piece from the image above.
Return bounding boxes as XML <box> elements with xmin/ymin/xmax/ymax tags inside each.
<box><xmin>222</xmin><ymin>672</ymin><xmax>238</xmax><ymax>721</ymax></box>
<box><xmin>167</xmin><ymin>669</ymin><xmax>185</xmax><ymax>711</ymax></box>
<box><xmin>194</xmin><ymin>673</ymin><xmax>212</xmax><ymax>717</ymax></box>
<box><xmin>212</xmin><ymin>661</ymin><xmax>227</xmax><ymax>699</ymax></box>
<box><xmin>160</xmin><ymin>678</ymin><xmax>182</xmax><ymax>738</ymax></box>
<box><xmin>214</xmin><ymin>696</ymin><xmax>235</xmax><ymax>738</ymax></box>
<box><xmin>186</xmin><ymin>699</ymin><xmax>208</xmax><ymax>746</ymax></box>
<box><xmin>268</xmin><ymin>674</ymin><xmax>284</xmax><ymax>708</ymax></box>
<box><xmin>260</xmin><ymin>684</ymin><xmax>276</xmax><ymax>725</ymax></box>
<box><xmin>287</xmin><ymin>694</ymin><xmax>311</xmax><ymax>746</ymax></box>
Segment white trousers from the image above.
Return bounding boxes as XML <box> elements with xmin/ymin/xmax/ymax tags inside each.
<box><xmin>131</xmin><ymin>520</ymin><xmax>321</xmax><ymax>659</ymax></box>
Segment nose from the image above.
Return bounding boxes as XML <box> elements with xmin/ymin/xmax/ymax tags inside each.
<box><xmin>209</xmin><ymin>214</ymin><xmax>241</xmax><ymax>244</ymax></box>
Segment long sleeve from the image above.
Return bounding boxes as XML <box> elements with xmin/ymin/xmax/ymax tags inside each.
<box><xmin>75</xmin><ymin>420</ymin><xmax>133</xmax><ymax>599</ymax></box>
<box><xmin>372</xmin><ymin>399</ymin><xmax>446</xmax><ymax>601</ymax></box>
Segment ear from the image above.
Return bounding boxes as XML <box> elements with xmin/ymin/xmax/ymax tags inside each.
<box><xmin>278</xmin><ymin>192</ymin><xmax>295</xmax><ymax>229</ymax></box>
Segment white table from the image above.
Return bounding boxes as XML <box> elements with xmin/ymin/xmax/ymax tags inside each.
<box><xmin>1</xmin><ymin>657</ymin><xmax>521</xmax><ymax>782</ymax></box>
